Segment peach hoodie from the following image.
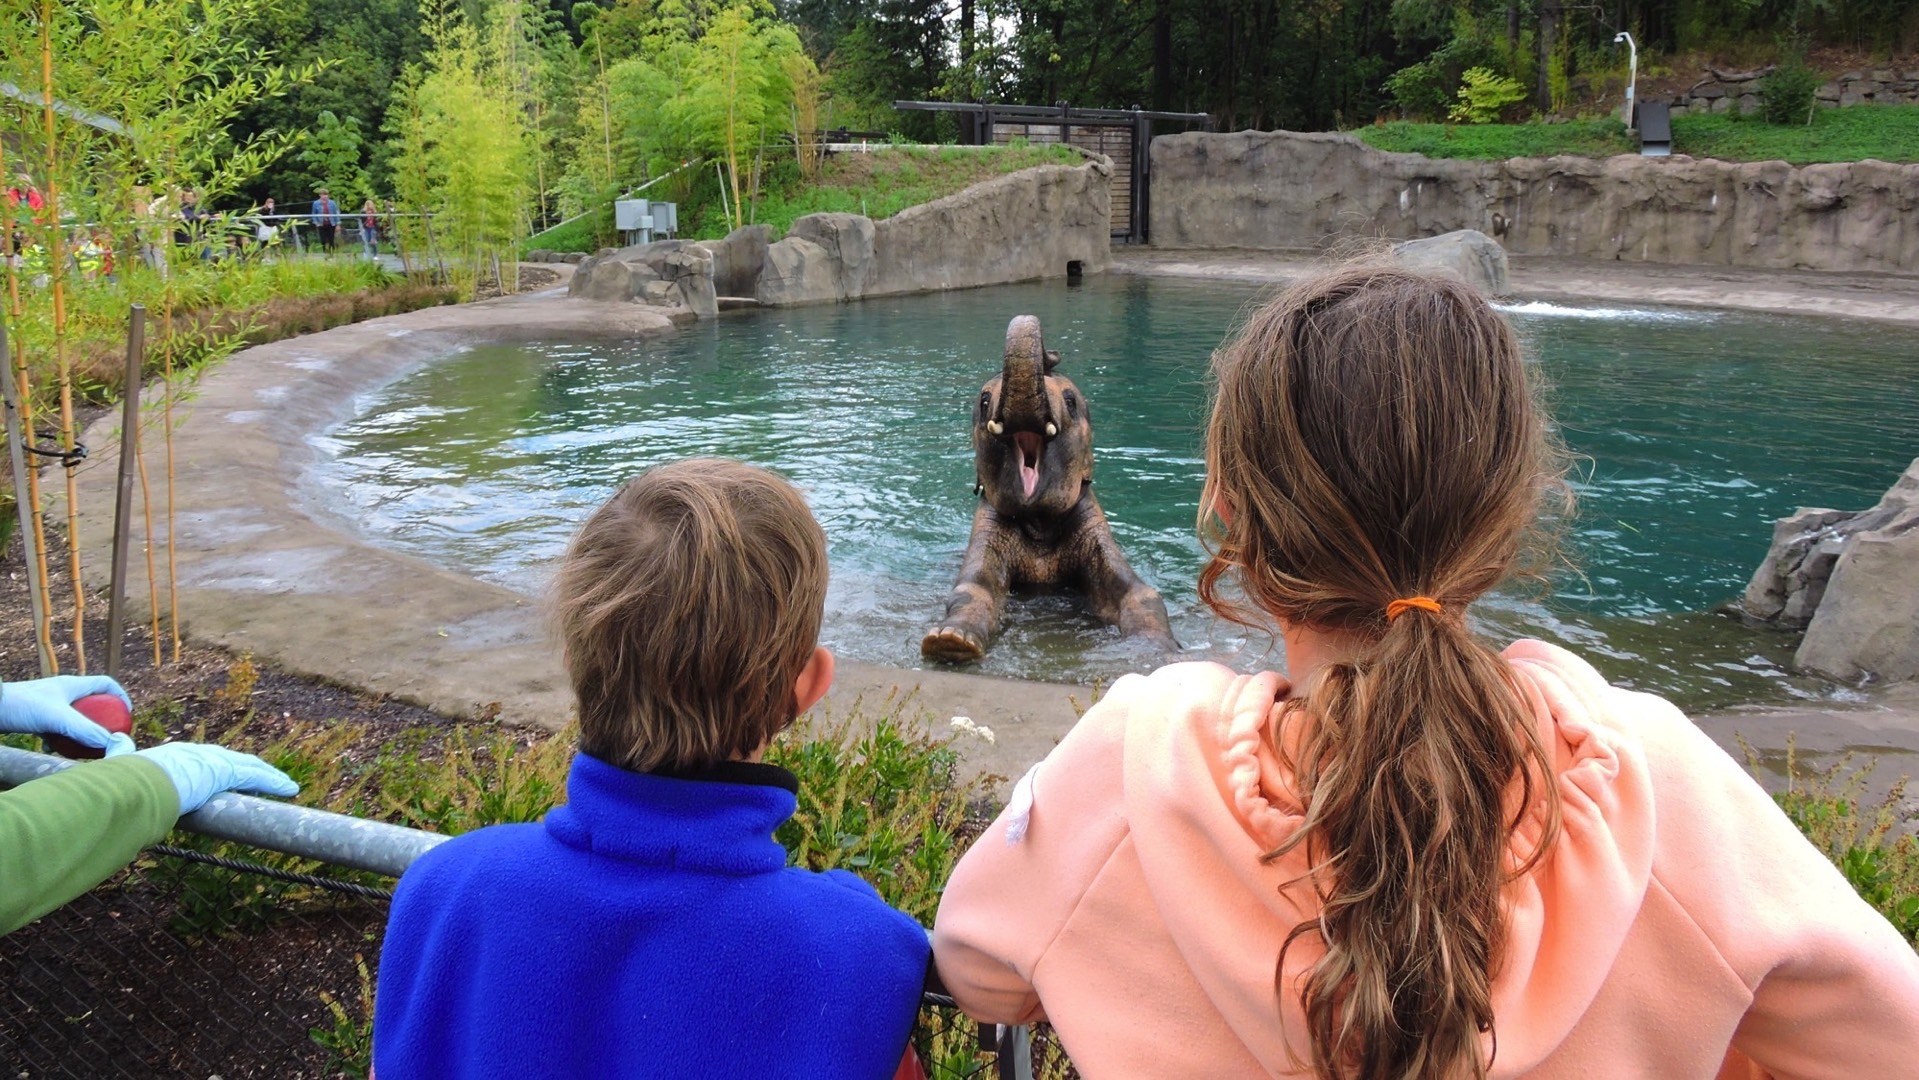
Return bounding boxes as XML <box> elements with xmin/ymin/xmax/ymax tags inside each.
<box><xmin>933</xmin><ymin>640</ymin><xmax>1919</xmax><ymax>1078</ymax></box>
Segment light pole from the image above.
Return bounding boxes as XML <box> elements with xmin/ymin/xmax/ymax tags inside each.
<box><xmin>1615</xmin><ymin>31</ymin><xmax>1638</xmax><ymax>130</ymax></box>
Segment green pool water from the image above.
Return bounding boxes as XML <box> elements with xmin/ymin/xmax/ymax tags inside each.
<box><xmin>310</xmin><ymin>276</ymin><xmax>1919</xmax><ymax>712</ymax></box>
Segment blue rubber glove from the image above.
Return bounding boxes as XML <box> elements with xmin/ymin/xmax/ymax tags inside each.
<box><xmin>135</xmin><ymin>742</ymin><xmax>301</xmax><ymax>815</ymax></box>
<box><xmin>0</xmin><ymin>675</ymin><xmax>137</xmax><ymax>757</ymax></box>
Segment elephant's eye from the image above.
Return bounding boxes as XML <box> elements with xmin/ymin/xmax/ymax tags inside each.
<box><xmin>979</xmin><ymin>393</ymin><xmax>991</xmax><ymax>417</ymax></box>
<box><xmin>1063</xmin><ymin>390</ymin><xmax>1078</xmax><ymax>417</ymax></box>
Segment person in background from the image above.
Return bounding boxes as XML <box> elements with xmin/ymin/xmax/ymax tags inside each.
<box><xmin>132</xmin><ymin>186</ymin><xmax>166</xmax><ymax>277</ymax></box>
<box><xmin>311</xmin><ymin>187</ymin><xmax>339</xmax><ymax>253</ymax></box>
<box><xmin>373</xmin><ymin>460</ymin><xmax>928</xmax><ymax>1080</ymax></box>
<box><xmin>255</xmin><ymin>197</ymin><xmax>280</xmax><ymax>255</ymax></box>
<box><xmin>0</xmin><ymin>675</ymin><xmax>300</xmax><ymax>935</ymax></box>
<box><xmin>932</xmin><ymin>265</ymin><xmax>1919</xmax><ymax>1078</ymax></box>
<box><xmin>360</xmin><ymin>198</ymin><xmax>380</xmax><ymax>259</ymax></box>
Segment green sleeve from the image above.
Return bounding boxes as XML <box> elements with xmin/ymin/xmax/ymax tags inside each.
<box><xmin>0</xmin><ymin>756</ymin><xmax>179</xmax><ymax>934</ymax></box>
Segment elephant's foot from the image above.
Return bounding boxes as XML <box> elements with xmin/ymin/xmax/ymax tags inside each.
<box><xmin>921</xmin><ymin>625</ymin><xmax>987</xmax><ymax>664</ymax></box>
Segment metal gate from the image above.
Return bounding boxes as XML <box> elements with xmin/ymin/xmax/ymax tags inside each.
<box><xmin>893</xmin><ymin>101</ymin><xmax>1212</xmax><ymax>244</ymax></box>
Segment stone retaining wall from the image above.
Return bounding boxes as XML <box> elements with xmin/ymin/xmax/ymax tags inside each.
<box><xmin>1149</xmin><ymin>129</ymin><xmax>1919</xmax><ymax>273</ymax></box>
<box><xmin>1673</xmin><ymin>68</ymin><xmax>1919</xmax><ymax>117</ymax></box>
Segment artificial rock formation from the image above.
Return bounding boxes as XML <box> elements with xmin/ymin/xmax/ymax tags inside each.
<box><xmin>570</xmin><ymin>156</ymin><xmax>1113</xmax><ymax>314</ymax></box>
<box><xmin>1743</xmin><ymin>458</ymin><xmax>1919</xmax><ymax>683</ymax></box>
<box><xmin>1149</xmin><ymin>130</ymin><xmax>1919</xmax><ymax>273</ymax></box>
<box><xmin>1392</xmin><ymin>229</ymin><xmax>1510</xmax><ymax>295</ymax></box>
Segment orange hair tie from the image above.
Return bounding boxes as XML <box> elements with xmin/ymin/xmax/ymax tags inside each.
<box><xmin>1385</xmin><ymin>596</ymin><xmax>1443</xmax><ymax>622</ymax></box>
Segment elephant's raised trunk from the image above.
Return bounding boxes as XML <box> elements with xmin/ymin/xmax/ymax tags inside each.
<box><xmin>998</xmin><ymin>315</ymin><xmax>1050</xmax><ymax>432</ymax></box>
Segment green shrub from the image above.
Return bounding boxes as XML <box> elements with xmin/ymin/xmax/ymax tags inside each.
<box><xmin>1449</xmin><ymin>67</ymin><xmax>1529</xmax><ymax>124</ymax></box>
<box><xmin>1755</xmin><ymin>737</ymin><xmax>1919</xmax><ymax>945</ymax></box>
<box><xmin>1387</xmin><ymin>61</ymin><xmax>1454</xmax><ymax>121</ymax></box>
<box><xmin>1761</xmin><ymin>56</ymin><xmax>1822</xmax><ymax>126</ymax></box>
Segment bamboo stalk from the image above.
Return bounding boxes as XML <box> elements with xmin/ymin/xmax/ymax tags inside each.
<box><xmin>135</xmin><ymin>406</ymin><xmax>160</xmax><ymax>668</ymax></box>
<box><xmin>41</xmin><ymin>0</ymin><xmax>87</xmax><ymax>672</ymax></box>
<box><xmin>162</xmin><ymin>287</ymin><xmax>179</xmax><ymax>663</ymax></box>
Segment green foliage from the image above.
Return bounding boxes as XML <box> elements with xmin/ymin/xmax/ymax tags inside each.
<box><xmin>1673</xmin><ymin>105</ymin><xmax>1919</xmax><ymax>163</ymax></box>
<box><xmin>310</xmin><ymin>953</ymin><xmax>376</xmax><ymax>1076</ymax></box>
<box><xmin>1448</xmin><ymin>66</ymin><xmax>1528</xmax><ymax>124</ymax></box>
<box><xmin>771</xmin><ymin>694</ymin><xmax>988</xmax><ymax>925</ymax></box>
<box><xmin>1387</xmin><ymin>61</ymin><xmax>1455</xmax><ymax>121</ymax></box>
<box><xmin>387</xmin><ymin>0</ymin><xmax>536</xmax><ymax>297</ymax></box>
<box><xmin>1762</xmin><ymin>739</ymin><xmax>1919</xmax><ymax>945</ymax></box>
<box><xmin>1760</xmin><ymin>53</ymin><xmax>1824</xmax><ymax>126</ymax></box>
<box><xmin>1360</xmin><ymin>118</ymin><xmax>1634</xmax><ymax>158</ymax></box>
<box><xmin>299</xmin><ymin>110</ymin><xmax>369</xmax><ymax>201</ymax></box>
<box><xmin>715</xmin><ymin>143</ymin><xmax>1081</xmax><ymax>241</ymax></box>
<box><xmin>380</xmin><ymin>725</ymin><xmax>573</xmax><ymax>833</ymax></box>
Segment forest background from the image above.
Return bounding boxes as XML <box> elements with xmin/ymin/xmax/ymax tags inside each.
<box><xmin>209</xmin><ymin>0</ymin><xmax>1919</xmax><ymax>247</ymax></box>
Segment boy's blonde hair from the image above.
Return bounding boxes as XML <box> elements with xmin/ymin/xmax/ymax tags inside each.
<box><xmin>553</xmin><ymin>459</ymin><xmax>828</xmax><ymax>772</ymax></box>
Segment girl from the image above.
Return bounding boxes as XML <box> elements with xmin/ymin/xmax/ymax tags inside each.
<box><xmin>361</xmin><ymin>198</ymin><xmax>380</xmax><ymax>259</ymax></box>
<box><xmin>932</xmin><ymin>265</ymin><xmax>1919</xmax><ymax>1078</ymax></box>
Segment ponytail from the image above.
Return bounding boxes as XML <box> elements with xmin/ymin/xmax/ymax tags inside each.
<box><xmin>1270</xmin><ymin>605</ymin><xmax>1557</xmax><ymax>1079</ymax></box>
<box><xmin>1199</xmin><ymin>266</ymin><xmax>1569</xmax><ymax>1080</ymax></box>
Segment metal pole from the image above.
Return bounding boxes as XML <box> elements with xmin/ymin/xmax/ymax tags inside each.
<box><xmin>105</xmin><ymin>305</ymin><xmax>144</xmax><ymax>679</ymax></box>
<box><xmin>0</xmin><ymin>321</ymin><xmax>53</xmax><ymax>675</ymax></box>
<box><xmin>0</xmin><ymin>744</ymin><xmax>449</xmax><ymax>878</ymax></box>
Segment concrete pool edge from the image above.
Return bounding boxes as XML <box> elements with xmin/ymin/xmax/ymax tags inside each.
<box><xmin>66</xmin><ymin>282</ymin><xmax>1919</xmax><ymax>794</ymax></box>
<box><xmin>66</xmin><ymin>288</ymin><xmax>1088</xmax><ymax>783</ymax></box>
<box><xmin>1114</xmin><ymin>248</ymin><xmax>1919</xmax><ymax>326</ymax></box>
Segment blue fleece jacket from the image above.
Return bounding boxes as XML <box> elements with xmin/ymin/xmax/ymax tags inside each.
<box><xmin>372</xmin><ymin>753</ymin><xmax>929</xmax><ymax>1080</ymax></box>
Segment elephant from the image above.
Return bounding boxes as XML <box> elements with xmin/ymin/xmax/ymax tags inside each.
<box><xmin>921</xmin><ymin>314</ymin><xmax>1179</xmax><ymax>663</ymax></box>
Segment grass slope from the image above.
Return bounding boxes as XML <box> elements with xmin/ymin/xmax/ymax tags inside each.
<box><xmin>1359</xmin><ymin>119</ymin><xmax>1634</xmax><ymax>159</ymax></box>
<box><xmin>1358</xmin><ymin>105</ymin><xmax>1919</xmax><ymax>164</ymax></box>
<box><xmin>737</xmin><ymin>143</ymin><xmax>1084</xmax><ymax>239</ymax></box>
<box><xmin>1672</xmin><ymin>105</ymin><xmax>1919</xmax><ymax>164</ymax></box>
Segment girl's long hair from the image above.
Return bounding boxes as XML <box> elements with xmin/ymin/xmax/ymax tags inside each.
<box><xmin>1198</xmin><ymin>266</ymin><xmax>1569</xmax><ymax>1080</ymax></box>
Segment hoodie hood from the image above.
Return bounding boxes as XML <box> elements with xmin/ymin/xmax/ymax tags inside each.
<box><xmin>1119</xmin><ymin>641</ymin><xmax>1655</xmax><ymax>1076</ymax></box>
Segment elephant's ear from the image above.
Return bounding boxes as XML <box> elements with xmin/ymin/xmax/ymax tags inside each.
<box><xmin>1043</xmin><ymin>349</ymin><xmax>1061</xmax><ymax>373</ymax></box>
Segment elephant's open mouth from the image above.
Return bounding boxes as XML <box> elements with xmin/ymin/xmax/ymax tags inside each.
<box><xmin>1014</xmin><ymin>431</ymin><xmax>1044</xmax><ymax>498</ymax></box>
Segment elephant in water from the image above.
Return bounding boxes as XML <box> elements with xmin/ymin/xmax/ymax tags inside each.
<box><xmin>921</xmin><ymin>315</ymin><xmax>1179</xmax><ymax>663</ymax></box>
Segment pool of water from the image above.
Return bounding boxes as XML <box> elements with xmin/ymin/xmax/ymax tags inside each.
<box><xmin>309</xmin><ymin>276</ymin><xmax>1919</xmax><ymax>712</ymax></box>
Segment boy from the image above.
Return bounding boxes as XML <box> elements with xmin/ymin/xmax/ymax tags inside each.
<box><xmin>373</xmin><ymin>460</ymin><xmax>929</xmax><ymax>1079</ymax></box>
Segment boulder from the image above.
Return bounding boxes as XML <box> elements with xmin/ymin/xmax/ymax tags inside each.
<box><xmin>1391</xmin><ymin>229</ymin><xmax>1510</xmax><ymax>296</ymax></box>
<box><xmin>569</xmin><ymin>256</ymin><xmax>636</xmax><ymax>302</ymax></box>
<box><xmin>660</xmin><ymin>248</ymin><xmax>718</xmax><ymax>318</ymax></box>
<box><xmin>702</xmin><ymin>225</ymin><xmax>771</xmax><ymax>298</ymax></box>
<box><xmin>1744</xmin><ymin>458</ymin><xmax>1919</xmax><ymax>683</ymax></box>
<box><xmin>757</xmin><ymin>236</ymin><xmax>840</xmax><ymax>306</ymax></box>
<box><xmin>789</xmin><ymin>213</ymin><xmax>877</xmax><ymax>300</ymax></box>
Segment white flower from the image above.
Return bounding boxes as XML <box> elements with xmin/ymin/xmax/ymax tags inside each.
<box><xmin>949</xmin><ymin>715</ymin><xmax>996</xmax><ymax>744</ymax></box>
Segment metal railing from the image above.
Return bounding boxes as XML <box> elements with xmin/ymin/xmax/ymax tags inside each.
<box><xmin>0</xmin><ymin>746</ymin><xmax>1056</xmax><ymax>1079</ymax></box>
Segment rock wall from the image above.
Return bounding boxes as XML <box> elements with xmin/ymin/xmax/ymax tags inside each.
<box><xmin>758</xmin><ymin>157</ymin><xmax>1112</xmax><ymax>306</ymax></box>
<box><xmin>569</xmin><ymin>157</ymin><xmax>1111</xmax><ymax>313</ymax></box>
<box><xmin>1743</xmin><ymin>458</ymin><xmax>1919</xmax><ymax>683</ymax></box>
<box><xmin>1673</xmin><ymin>67</ymin><xmax>1919</xmax><ymax>117</ymax></box>
<box><xmin>1149</xmin><ymin>130</ymin><xmax>1919</xmax><ymax>273</ymax></box>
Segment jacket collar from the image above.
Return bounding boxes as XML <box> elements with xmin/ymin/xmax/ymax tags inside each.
<box><xmin>543</xmin><ymin>752</ymin><xmax>796</xmax><ymax>875</ymax></box>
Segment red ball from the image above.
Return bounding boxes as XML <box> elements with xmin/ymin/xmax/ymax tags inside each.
<box><xmin>42</xmin><ymin>693</ymin><xmax>136</xmax><ymax>760</ymax></box>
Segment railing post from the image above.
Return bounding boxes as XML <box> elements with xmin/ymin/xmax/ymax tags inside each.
<box><xmin>993</xmin><ymin>1023</ymin><xmax>1033</xmax><ymax>1080</ymax></box>
<box><xmin>105</xmin><ymin>304</ymin><xmax>144</xmax><ymax>678</ymax></box>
